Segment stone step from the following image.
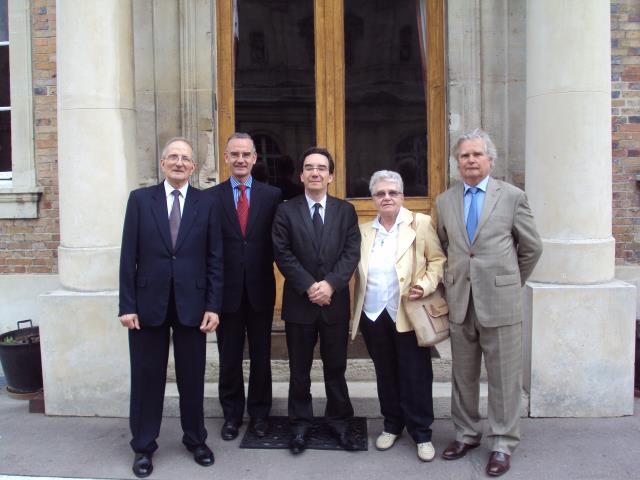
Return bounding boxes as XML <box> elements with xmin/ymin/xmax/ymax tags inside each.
<box><xmin>162</xmin><ymin>381</ymin><xmax>529</xmax><ymax>419</ymax></box>
<box><xmin>166</xmin><ymin>337</ymin><xmax>488</xmax><ymax>384</ymax></box>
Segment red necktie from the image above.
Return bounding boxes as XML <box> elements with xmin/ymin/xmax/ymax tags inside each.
<box><xmin>237</xmin><ymin>184</ymin><xmax>249</xmax><ymax>236</ymax></box>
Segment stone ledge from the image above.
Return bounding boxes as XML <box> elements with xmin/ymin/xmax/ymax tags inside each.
<box><xmin>163</xmin><ymin>382</ymin><xmax>530</xmax><ymax>420</ymax></box>
<box><xmin>0</xmin><ymin>186</ymin><xmax>43</xmax><ymax>219</ymax></box>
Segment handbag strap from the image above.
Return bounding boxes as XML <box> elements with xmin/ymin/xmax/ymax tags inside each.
<box><xmin>409</xmin><ymin>212</ymin><xmax>418</xmax><ymax>286</ymax></box>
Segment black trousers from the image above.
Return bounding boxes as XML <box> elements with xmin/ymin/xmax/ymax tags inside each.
<box><xmin>216</xmin><ymin>287</ymin><xmax>273</xmax><ymax>423</ymax></box>
<box><xmin>128</xmin><ymin>291</ymin><xmax>207</xmax><ymax>454</ymax></box>
<box><xmin>359</xmin><ymin>309</ymin><xmax>434</xmax><ymax>443</ymax></box>
<box><xmin>285</xmin><ymin>317</ymin><xmax>354</xmax><ymax>435</ymax></box>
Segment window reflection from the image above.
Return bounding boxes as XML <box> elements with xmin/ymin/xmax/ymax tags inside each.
<box><xmin>345</xmin><ymin>0</ymin><xmax>429</xmax><ymax>198</ymax></box>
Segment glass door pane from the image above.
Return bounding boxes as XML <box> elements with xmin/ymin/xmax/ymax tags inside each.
<box><xmin>344</xmin><ymin>0</ymin><xmax>428</xmax><ymax>198</ymax></box>
<box><xmin>234</xmin><ymin>0</ymin><xmax>315</xmax><ymax>199</ymax></box>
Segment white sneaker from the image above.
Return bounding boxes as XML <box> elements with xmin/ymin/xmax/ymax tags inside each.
<box><xmin>375</xmin><ymin>432</ymin><xmax>399</xmax><ymax>451</ymax></box>
<box><xmin>417</xmin><ymin>441</ymin><xmax>436</xmax><ymax>462</ymax></box>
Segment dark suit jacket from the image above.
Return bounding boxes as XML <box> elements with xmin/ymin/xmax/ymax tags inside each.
<box><xmin>209</xmin><ymin>179</ymin><xmax>282</xmax><ymax>313</ymax></box>
<box><xmin>272</xmin><ymin>194</ymin><xmax>361</xmax><ymax>325</ymax></box>
<box><xmin>119</xmin><ymin>183</ymin><xmax>223</xmax><ymax>327</ymax></box>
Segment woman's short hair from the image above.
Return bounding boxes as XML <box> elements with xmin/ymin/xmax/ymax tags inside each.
<box><xmin>369</xmin><ymin>170</ymin><xmax>404</xmax><ymax>195</ymax></box>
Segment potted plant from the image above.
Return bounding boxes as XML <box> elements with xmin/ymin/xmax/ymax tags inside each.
<box><xmin>0</xmin><ymin>320</ymin><xmax>43</xmax><ymax>396</ymax></box>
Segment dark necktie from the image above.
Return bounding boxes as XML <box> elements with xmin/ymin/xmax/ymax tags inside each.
<box><xmin>169</xmin><ymin>190</ymin><xmax>181</xmax><ymax>248</ymax></box>
<box><xmin>313</xmin><ymin>203</ymin><xmax>323</xmax><ymax>241</ymax></box>
<box><xmin>466</xmin><ymin>187</ymin><xmax>479</xmax><ymax>242</ymax></box>
<box><xmin>237</xmin><ymin>184</ymin><xmax>249</xmax><ymax>236</ymax></box>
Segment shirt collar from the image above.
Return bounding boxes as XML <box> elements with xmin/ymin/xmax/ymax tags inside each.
<box><xmin>305</xmin><ymin>194</ymin><xmax>327</xmax><ymax>211</ymax></box>
<box><xmin>230</xmin><ymin>176</ymin><xmax>253</xmax><ymax>189</ymax></box>
<box><xmin>372</xmin><ymin>206</ymin><xmax>406</xmax><ymax>232</ymax></box>
<box><xmin>164</xmin><ymin>180</ymin><xmax>189</xmax><ymax>198</ymax></box>
<box><xmin>463</xmin><ymin>175</ymin><xmax>489</xmax><ymax>195</ymax></box>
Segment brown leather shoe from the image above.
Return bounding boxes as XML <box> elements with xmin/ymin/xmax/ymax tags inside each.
<box><xmin>441</xmin><ymin>440</ymin><xmax>480</xmax><ymax>460</ymax></box>
<box><xmin>486</xmin><ymin>451</ymin><xmax>511</xmax><ymax>477</ymax></box>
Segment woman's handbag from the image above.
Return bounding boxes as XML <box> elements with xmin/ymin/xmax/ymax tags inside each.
<box><xmin>402</xmin><ymin>213</ymin><xmax>450</xmax><ymax>347</ymax></box>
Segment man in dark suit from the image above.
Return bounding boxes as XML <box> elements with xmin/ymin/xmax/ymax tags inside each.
<box><xmin>209</xmin><ymin>133</ymin><xmax>282</xmax><ymax>441</ymax></box>
<box><xmin>119</xmin><ymin>137</ymin><xmax>223</xmax><ymax>478</ymax></box>
<box><xmin>272</xmin><ymin>147</ymin><xmax>361</xmax><ymax>454</ymax></box>
<box><xmin>436</xmin><ymin>129</ymin><xmax>542</xmax><ymax>477</ymax></box>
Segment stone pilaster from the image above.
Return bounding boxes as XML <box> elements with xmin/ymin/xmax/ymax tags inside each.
<box><xmin>524</xmin><ymin>0</ymin><xmax>636</xmax><ymax>416</ymax></box>
<box><xmin>39</xmin><ymin>0</ymin><xmax>136</xmax><ymax>416</ymax></box>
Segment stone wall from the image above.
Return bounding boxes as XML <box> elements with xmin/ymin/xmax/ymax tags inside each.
<box><xmin>612</xmin><ymin>0</ymin><xmax>640</xmax><ymax>264</ymax></box>
<box><xmin>0</xmin><ymin>0</ymin><xmax>58</xmax><ymax>274</ymax></box>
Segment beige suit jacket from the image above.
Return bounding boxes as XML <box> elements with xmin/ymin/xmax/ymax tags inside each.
<box><xmin>351</xmin><ymin>207</ymin><xmax>446</xmax><ymax>339</ymax></box>
<box><xmin>435</xmin><ymin>177</ymin><xmax>542</xmax><ymax>327</ymax></box>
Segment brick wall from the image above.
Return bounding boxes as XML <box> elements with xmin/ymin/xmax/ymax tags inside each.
<box><xmin>0</xmin><ymin>0</ymin><xmax>58</xmax><ymax>274</ymax></box>
<box><xmin>612</xmin><ymin>0</ymin><xmax>640</xmax><ymax>264</ymax></box>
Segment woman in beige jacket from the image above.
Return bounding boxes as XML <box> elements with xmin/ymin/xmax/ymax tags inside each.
<box><xmin>352</xmin><ymin>170</ymin><xmax>446</xmax><ymax>462</ymax></box>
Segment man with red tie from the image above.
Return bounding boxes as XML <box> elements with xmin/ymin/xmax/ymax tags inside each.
<box><xmin>209</xmin><ymin>133</ymin><xmax>282</xmax><ymax>441</ymax></box>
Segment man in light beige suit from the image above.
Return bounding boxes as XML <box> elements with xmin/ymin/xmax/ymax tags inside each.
<box><xmin>436</xmin><ymin>129</ymin><xmax>542</xmax><ymax>477</ymax></box>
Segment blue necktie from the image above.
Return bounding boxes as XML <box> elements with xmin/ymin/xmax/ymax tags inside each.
<box><xmin>466</xmin><ymin>187</ymin><xmax>479</xmax><ymax>242</ymax></box>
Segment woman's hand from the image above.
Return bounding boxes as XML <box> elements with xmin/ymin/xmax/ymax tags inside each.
<box><xmin>408</xmin><ymin>285</ymin><xmax>424</xmax><ymax>300</ymax></box>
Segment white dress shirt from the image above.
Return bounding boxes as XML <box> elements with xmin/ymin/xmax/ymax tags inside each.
<box><xmin>363</xmin><ymin>211</ymin><xmax>404</xmax><ymax>322</ymax></box>
<box><xmin>305</xmin><ymin>194</ymin><xmax>327</xmax><ymax>222</ymax></box>
<box><xmin>164</xmin><ymin>180</ymin><xmax>189</xmax><ymax>217</ymax></box>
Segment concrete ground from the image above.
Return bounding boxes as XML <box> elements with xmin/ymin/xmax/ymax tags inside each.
<box><xmin>0</xmin><ymin>387</ymin><xmax>638</xmax><ymax>480</ymax></box>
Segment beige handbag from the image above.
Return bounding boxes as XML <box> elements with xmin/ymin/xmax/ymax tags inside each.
<box><xmin>402</xmin><ymin>213</ymin><xmax>450</xmax><ymax>347</ymax></box>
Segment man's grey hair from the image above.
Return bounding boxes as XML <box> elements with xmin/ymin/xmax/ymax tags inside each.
<box><xmin>226</xmin><ymin>132</ymin><xmax>256</xmax><ymax>153</ymax></box>
<box><xmin>369</xmin><ymin>170</ymin><xmax>404</xmax><ymax>195</ymax></box>
<box><xmin>452</xmin><ymin>128</ymin><xmax>498</xmax><ymax>163</ymax></box>
<box><xmin>161</xmin><ymin>136</ymin><xmax>194</xmax><ymax>159</ymax></box>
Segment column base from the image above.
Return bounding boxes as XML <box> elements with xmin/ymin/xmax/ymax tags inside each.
<box><xmin>38</xmin><ymin>290</ymin><xmax>129</xmax><ymax>416</ymax></box>
<box><xmin>524</xmin><ymin>280</ymin><xmax>636</xmax><ymax>417</ymax></box>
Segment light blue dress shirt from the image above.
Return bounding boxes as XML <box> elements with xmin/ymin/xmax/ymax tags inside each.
<box><xmin>230</xmin><ymin>175</ymin><xmax>253</xmax><ymax>207</ymax></box>
<box><xmin>463</xmin><ymin>175</ymin><xmax>489</xmax><ymax>224</ymax></box>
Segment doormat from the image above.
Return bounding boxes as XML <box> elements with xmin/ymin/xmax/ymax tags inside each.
<box><xmin>239</xmin><ymin>416</ymin><xmax>368</xmax><ymax>451</ymax></box>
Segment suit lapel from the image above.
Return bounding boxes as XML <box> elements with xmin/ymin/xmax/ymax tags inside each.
<box><xmin>296</xmin><ymin>196</ymin><xmax>318</xmax><ymax>250</ymax></box>
<box><xmin>450</xmin><ymin>182</ymin><xmax>468</xmax><ymax>245</ymax></box>
<box><xmin>220</xmin><ymin>180</ymin><xmax>244</xmax><ymax>238</ymax></box>
<box><xmin>474</xmin><ymin>177</ymin><xmax>502</xmax><ymax>244</ymax></box>
<box><xmin>245</xmin><ymin>181</ymin><xmax>264</xmax><ymax>238</ymax></box>
<box><xmin>360</xmin><ymin>223</ymin><xmax>375</xmax><ymax>280</ymax></box>
<box><xmin>150</xmin><ymin>183</ymin><xmax>173</xmax><ymax>253</ymax></box>
<box><xmin>396</xmin><ymin>209</ymin><xmax>416</xmax><ymax>261</ymax></box>
<box><xmin>319</xmin><ymin>196</ymin><xmax>338</xmax><ymax>252</ymax></box>
<box><xmin>174</xmin><ymin>186</ymin><xmax>200</xmax><ymax>252</ymax></box>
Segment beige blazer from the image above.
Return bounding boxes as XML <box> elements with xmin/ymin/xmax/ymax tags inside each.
<box><xmin>435</xmin><ymin>178</ymin><xmax>543</xmax><ymax>327</ymax></box>
<box><xmin>351</xmin><ymin>207</ymin><xmax>446</xmax><ymax>339</ymax></box>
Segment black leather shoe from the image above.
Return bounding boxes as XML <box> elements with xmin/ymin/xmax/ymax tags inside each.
<box><xmin>250</xmin><ymin>418</ymin><xmax>270</xmax><ymax>438</ymax></box>
<box><xmin>186</xmin><ymin>444</ymin><xmax>215</xmax><ymax>467</ymax></box>
<box><xmin>289</xmin><ymin>433</ymin><xmax>307</xmax><ymax>455</ymax></box>
<box><xmin>132</xmin><ymin>453</ymin><xmax>153</xmax><ymax>478</ymax></box>
<box><xmin>221</xmin><ymin>420</ymin><xmax>240</xmax><ymax>441</ymax></box>
<box><xmin>441</xmin><ymin>440</ymin><xmax>480</xmax><ymax>460</ymax></box>
<box><xmin>486</xmin><ymin>451</ymin><xmax>510</xmax><ymax>477</ymax></box>
<box><xmin>334</xmin><ymin>431</ymin><xmax>359</xmax><ymax>451</ymax></box>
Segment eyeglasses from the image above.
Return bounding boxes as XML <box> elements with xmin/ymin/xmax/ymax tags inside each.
<box><xmin>303</xmin><ymin>165</ymin><xmax>329</xmax><ymax>173</ymax></box>
<box><xmin>165</xmin><ymin>154</ymin><xmax>193</xmax><ymax>164</ymax></box>
<box><xmin>227</xmin><ymin>151</ymin><xmax>254</xmax><ymax>160</ymax></box>
<box><xmin>372</xmin><ymin>190</ymin><xmax>402</xmax><ymax>199</ymax></box>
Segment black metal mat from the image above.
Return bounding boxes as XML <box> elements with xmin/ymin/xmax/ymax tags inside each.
<box><xmin>239</xmin><ymin>416</ymin><xmax>368</xmax><ymax>451</ymax></box>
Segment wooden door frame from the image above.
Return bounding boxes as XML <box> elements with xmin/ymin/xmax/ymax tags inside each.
<box><xmin>215</xmin><ymin>0</ymin><xmax>447</xmax><ymax>213</ymax></box>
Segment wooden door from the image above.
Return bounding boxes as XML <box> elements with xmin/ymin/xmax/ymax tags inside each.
<box><xmin>216</xmin><ymin>0</ymin><xmax>446</xmax><ymax>338</ymax></box>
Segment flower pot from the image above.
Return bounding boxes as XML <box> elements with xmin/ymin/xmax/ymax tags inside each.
<box><xmin>0</xmin><ymin>320</ymin><xmax>43</xmax><ymax>395</ymax></box>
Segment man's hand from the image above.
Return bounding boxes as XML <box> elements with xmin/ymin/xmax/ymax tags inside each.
<box><xmin>120</xmin><ymin>313</ymin><xmax>140</xmax><ymax>330</ymax></box>
<box><xmin>200</xmin><ymin>311</ymin><xmax>219</xmax><ymax>333</ymax></box>
<box><xmin>307</xmin><ymin>280</ymin><xmax>334</xmax><ymax>306</ymax></box>
<box><xmin>408</xmin><ymin>285</ymin><xmax>424</xmax><ymax>300</ymax></box>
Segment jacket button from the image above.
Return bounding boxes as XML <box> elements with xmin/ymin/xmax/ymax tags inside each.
<box><xmin>470</xmin><ymin>253</ymin><xmax>475</xmax><ymax>258</ymax></box>
<box><xmin>400</xmin><ymin>277</ymin><xmax>405</xmax><ymax>282</ymax></box>
<box><xmin>172</xmin><ymin>256</ymin><xmax>176</xmax><ymax>260</ymax></box>
<box><xmin>466</xmin><ymin>276</ymin><xmax>470</xmax><ymax>281</ymax></box>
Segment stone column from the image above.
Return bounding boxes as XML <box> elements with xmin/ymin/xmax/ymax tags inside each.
<box><xmin>524</xmin><ymin>0</ymin><xmax>635</xmax><ymax>416</ymax></box>
<box><xmin>38</xmin><ymin>0</ymin><xmax>136</xmax><ymax>416</ymax></box>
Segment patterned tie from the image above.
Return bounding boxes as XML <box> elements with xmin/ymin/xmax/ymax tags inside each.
<box><xmin>466</xmin><ymin>187</ymin><xmax>479</xmax><ymax>242</ymax></box>
<box><xmin>236</xmin><ymin>184</ymin><xmax>249</xmax><ymax>236</ymax></box>
<box><xmin>169</xmin><ymin>190</ymin><xmax>181</xmax><ymax>248</ymax></box>
<box><xmin>313</xmin><ymin>203</ymin><xmax>323</xmax><ymax>242</ymax></box>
